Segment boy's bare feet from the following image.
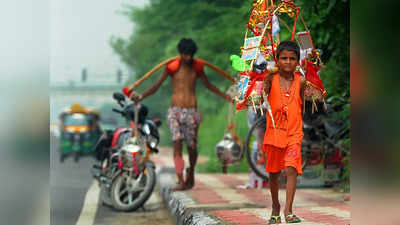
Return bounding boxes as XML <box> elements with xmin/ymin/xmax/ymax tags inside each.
<box><xmin>284</xmin><ymin>213</ymin><xmax>301</xmax><ymax>223</ymax></box>
<box><xmin>271</xmin><ymin>203</ymin><xmax>280</xmax><ymax>216</ymax></box>
<box><xmin>268</xmin><ymin>204</ymin><xmax>281</xmax><ymax>224</ymax></box>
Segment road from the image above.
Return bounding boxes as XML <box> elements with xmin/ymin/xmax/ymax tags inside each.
<box><xmin>50</xmin><ymin>133</ymin><xmax>174</xmax><ymax>225</ymax></box>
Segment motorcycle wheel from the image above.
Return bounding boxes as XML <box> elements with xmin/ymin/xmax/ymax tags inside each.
<box><xmin>110</xmin><ymin>165</ymin><xmax>156</xmax><ymax>212</ymax></box>
<box><xmin>245</xmin><ymin>117</ymin><xmax>269</xmax><ymax>181</ymax></box>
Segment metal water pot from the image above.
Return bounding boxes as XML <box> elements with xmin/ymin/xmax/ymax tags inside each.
<box><xmin>215</xmin><ymin>133</ymin><xmax>242</xmax><ymax>165</ymax></box>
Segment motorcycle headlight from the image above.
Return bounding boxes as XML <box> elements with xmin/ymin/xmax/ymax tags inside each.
<box><xmin>149</xmin><ymin>140</ymin><xmax>157</xmax><ymax>149</ymax></box>
<box><xmin>121</xmin><ymin>144</ymin><xmax>141</xmax><ymax>154</ymax></box>
<box><xmin>147</xmin><ymin>135</ymin><xmax>158</xmax><ymax>149</ymax></box>
<box><xmin>120</xmin><ymin>144</ymin><xmax>144</xmax><ymax>167</ymax></box>
<box><xmin>142</xmin><ymin>124</ymin><xmax>151</xmax><ymax>135</ymax></box>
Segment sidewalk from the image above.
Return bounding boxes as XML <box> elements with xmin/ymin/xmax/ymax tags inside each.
<box><xmin>153</xmin><ymin>147</ymin><xmax>350</xmax><ymax>225</ymax></box>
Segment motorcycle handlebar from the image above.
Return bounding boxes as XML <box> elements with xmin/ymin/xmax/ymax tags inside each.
<box><xmin>117</xmin><ymin>101</ymin><xmax>124</xmax><ymax>108</ymax></box>
<box><xmin>112</xmin><ymin>108</ymin><xmax>125</xmax><ymax>116</ymax></box>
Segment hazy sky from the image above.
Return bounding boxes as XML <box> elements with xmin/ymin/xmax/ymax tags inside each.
<box><xmin>0</xmin><ymin>0</ymin><xmax>49</xmax><ymax>84</ymax></box>
<box><xmin>50</xmin><ymin>0</ymin><xmax>148</xmax><ymax>83</ymax></box>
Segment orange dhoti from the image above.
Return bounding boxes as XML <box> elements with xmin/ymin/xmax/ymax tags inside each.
<box><xmin>264</xmin><ymin>143</ymin><xmax>303</xmax><ymax>175</ymax></box>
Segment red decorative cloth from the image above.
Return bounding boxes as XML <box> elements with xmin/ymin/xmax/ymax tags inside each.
<box><xmin>236</xmin><ymin>71</ymin><xmax>268</xmax><ymax>110</ymax></box>
<box><xmin>302</xmin><ymin>59</ymin><xmax>325</xmax><ymax>95</ymax></box>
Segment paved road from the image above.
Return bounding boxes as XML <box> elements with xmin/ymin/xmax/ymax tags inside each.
<box><xmin>50</xmin><ymin>133</ymin><xmax>174</xmax><ymax>225</ymax></box>
<box><xmin>50</xmin><ymin>134</ymin><xmax>95</xmax><ymax>225</ymax></box>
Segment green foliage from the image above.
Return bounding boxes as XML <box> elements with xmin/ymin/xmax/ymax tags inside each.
<box><xmin>111</xmin><ymin>0</ymin><xmax>349</xmax><ymax>99</ymax></box>
<box><xmin>160</xmin><ymin>121</ymin><xmax>172</xmax><ymax>146</ymax></box>
<box><xmin>197</xmin><ymin>107</ymin><xmax>250</xmax><ymax>173</ymax></box>
<box><xmin>297</xmin><ymin>0</ymin><xmax>350</xmax><ymax>97</ymax></box>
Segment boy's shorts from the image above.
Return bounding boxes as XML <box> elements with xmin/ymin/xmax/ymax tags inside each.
<box><xmin>264</xmin><ymin>144</ymin><xmax>303</xmax><ymax>174</ymax></box>
<box><xmin>167</xmin><ymin>106</ymin><xmax>201</xmax><ymax>148</ymax></box>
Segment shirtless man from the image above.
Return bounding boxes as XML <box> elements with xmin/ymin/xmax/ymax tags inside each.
<box><xmin>131</xmin><ymin>38</ymin><xmax>232</xmax><ymax>190</ymax></box>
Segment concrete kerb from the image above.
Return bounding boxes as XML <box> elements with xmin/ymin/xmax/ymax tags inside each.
<box><xmin>158</xmin><ymin>168</ymin><xmax>223</xmax><ymax>225</ymax></box>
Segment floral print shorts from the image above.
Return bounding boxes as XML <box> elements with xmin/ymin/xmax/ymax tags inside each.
<box><xmin>167</xmin><ymin>106</ymin><xmax>201</xmax><ymax>148</ymax></box>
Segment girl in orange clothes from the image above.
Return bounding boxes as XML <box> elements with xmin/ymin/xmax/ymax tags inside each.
<box><xmin>263</xmin><ymin>41</ymin><xmax>305</xmax><ymax>224</ymax></box>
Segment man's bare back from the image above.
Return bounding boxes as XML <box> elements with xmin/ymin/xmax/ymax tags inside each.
<box><xmin>170</xmin><ymin>63</ymin><xmax>199</xmax><ymax>108</ymax></box>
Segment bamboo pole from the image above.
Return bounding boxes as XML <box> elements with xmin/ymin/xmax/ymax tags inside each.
<box><xmin>127</xmin><ymin>56</ymin><xmax>178</xmax><ymax>91</ymax></box>
<box><xmin>127</xmin><ymin>56</ymin><xmax>234</xmax><ymax>93</ymax></box>
<box><xmin>243</xmin><ymin>28</ymin><xmax>249</xmax><ymax>73</ymax></box>
<box><xmin>300</xmin><ymin>13</ymin><xmax>316</xmax><ymax>49</ymax></box>
<box><xmin>249</xmin><ymin>17</ymin><xmax>271</xmax><ymax>71</ymax></box>
<box><xmin>203</xmin><ymin>60</ymin><xmax>235</xmax><ymax>83</ymax></box>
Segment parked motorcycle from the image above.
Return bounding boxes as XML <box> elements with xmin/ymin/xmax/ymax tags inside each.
<box><xmin>302</xmin><ymin>97</ymin><xmax>349</xmax><ymax>185</ymax></box>
<box><xmin>91</xmin><ymin>92</ymin><xmax>161</xmax><ymax>211</ymax></box>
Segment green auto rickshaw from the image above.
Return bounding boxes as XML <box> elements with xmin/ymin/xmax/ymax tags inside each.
<box><xmin>59</xmin><ymin>103</ymin><xmax>101</xmax><ymax>162</ymax></box>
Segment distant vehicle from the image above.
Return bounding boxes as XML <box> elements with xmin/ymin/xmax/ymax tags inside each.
<box><xmin>59</xmin><ymin>103</ymin><xmax>101</xmax><ymax>162</ymax></box>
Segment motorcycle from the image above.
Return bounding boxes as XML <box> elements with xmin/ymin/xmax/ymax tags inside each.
<box><xmin>91</xmin><ymin>92</ymin><xmax>161</xmax><ymax>211</ymax></box>
<box><xmin>302</xmin><ymin>97</ymin><xmax>349</xmax><ymax>185</ymax></box>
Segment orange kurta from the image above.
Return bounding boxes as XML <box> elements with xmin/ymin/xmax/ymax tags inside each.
<box><xmin>263</xmin><ymin>72</ymin><xmax>303</xmax><ymax>148</ymax></box>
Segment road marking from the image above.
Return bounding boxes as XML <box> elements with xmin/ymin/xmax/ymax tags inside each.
<box><xmin>155</xmin><ymin>164</ymin><xmax>162</xmax><ymax>174</ymax></box>
<box><xmin>76</xmin><ymin>181</ymin><xmax>99</xmax><ymax>225</ymax></box>
<box><xmin>50</xmin><ymin>124</ymin><xmax>60</xmax><ymax>137</ymax></box>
